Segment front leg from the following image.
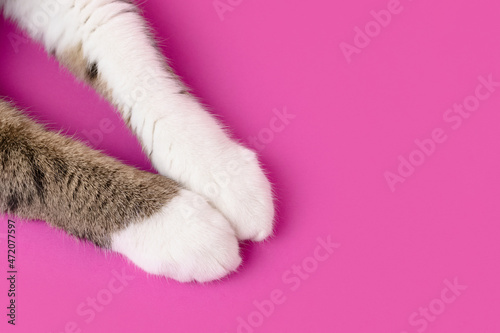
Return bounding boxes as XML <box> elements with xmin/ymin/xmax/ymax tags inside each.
<box><xmin>0</xmin><ymin>100</ymin><xmax>241</xmax><ymax>282</ymax></box>
<box><xmin>2</xmin><ymin>0</ymin><xmax>274</xmax><ymax>240</ymax></box>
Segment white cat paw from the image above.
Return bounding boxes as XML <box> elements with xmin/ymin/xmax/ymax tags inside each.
<box><xmin>110</xmin><ymin>189</ymin><xmax>242</xmax><ymax>283</ymax></box>
<box><xmin>145</xmin><ymin>99</ymin><xmax>275</xmax><ymax>241</ymax></box>
<box><xmin>202</xmin><ymin>146</ymin><xmax>275</xmax><ymax>241</ymax></box>
<box><xmin>156</xmin><ymin>142</ymin><xmax>274</xmax><ymax>241</ymax></box>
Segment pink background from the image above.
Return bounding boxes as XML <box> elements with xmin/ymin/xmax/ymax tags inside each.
<box><xmin>1</xmin><ymin>0</ymin><xmax>500</xmax><ymax>332</ymax></box>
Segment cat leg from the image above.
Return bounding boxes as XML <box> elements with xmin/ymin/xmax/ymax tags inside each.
<box><xmin>1</xmin><ymin>0</ymin><xmax>274</xmax><ymax>241</ymax></box>
<box><xmin>0</xmin><ymin>100</ymin><xmax>241</xmax><ymax>282</ymax></box>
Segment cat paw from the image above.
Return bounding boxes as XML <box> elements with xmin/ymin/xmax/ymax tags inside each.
<box><xmin>203</xmin><ymin>146</ymin><xmax>275</xmax><ymax>241</ymax></box>
<box><xmin>155</xmin><ymin>142</ymin><xmax>274</xmax><ymax>241</ymax></box>
<box><xmin>146</xmin><ymin>101</ymin><xmax>275</xmax><ymax>241</ymax></box>
<box><xmin>110</xmin><ymin>189</ymin><xmax>242</xmax><ymax>283</ymax></box>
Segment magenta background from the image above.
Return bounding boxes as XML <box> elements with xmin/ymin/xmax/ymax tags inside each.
<box><xmin>1</xmin><ymin>0</ymin><xmax>500</xmax><ymax>332</ymax></box>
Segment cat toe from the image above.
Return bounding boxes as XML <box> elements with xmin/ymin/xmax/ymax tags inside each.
<box><xmin>110</xmin><ymin>189</ymin><xmax>242</xmax><ymax>283</ymax></box>
<box><xmin>205</xmin><ymin>146</ymin><xmax>275</xmax><ymax>242</ymax></box>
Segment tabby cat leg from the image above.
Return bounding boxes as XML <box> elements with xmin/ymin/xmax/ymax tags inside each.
<box><xmin>0</xmin><ymin>100</ymin><xmax>241</xmax><ymax>282</ymax></box>
<box><xmin>1</xmin><ymin>0</ymin><xmax>275</xmax><ymax>240</ymax></box>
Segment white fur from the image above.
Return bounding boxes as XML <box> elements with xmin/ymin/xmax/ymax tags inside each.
<box><xmin>111</xmin><ymin>189</ymin><xmax>242</xmax><ymax>282</ymax></box>
<box><xmin>1</xmin><ymin>0</ymin><xmax>274</xmax><ymax>241</ymax></box>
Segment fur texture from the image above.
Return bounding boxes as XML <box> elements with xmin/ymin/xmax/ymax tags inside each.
<box><xmin>0</xmin><ymin>100</ymin><xmax>179</xmax><ymax>247</ymax></box>
<box><xmin>111</xmin><ymin>189</ymin><xmax>241</xmax><ymax>283</ymax></box>
<box><xmin>0</xmin><ymin>0</ymin><xmax>274</xmax><ymax>282</ymax></box>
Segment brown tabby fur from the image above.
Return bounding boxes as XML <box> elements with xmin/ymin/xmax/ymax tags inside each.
<box><xmin>0</xmin><ymin>100</ymin><xmax>179</xmax><ymax>247</ymax></box>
